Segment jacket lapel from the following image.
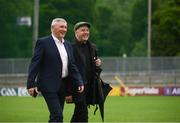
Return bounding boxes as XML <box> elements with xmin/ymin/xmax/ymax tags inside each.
<box><xmin>63</xmin><ymin>41</ymin><xmax>71</xmax><ymax>63</ymax></box>
<box><xmin>87</xmin><ymin>42</ymin><xmax>95</xmax><ymax>64</ymax></box>
<box><xmin>76</xmin><ymin>44</ymin><xmax>86</xmax><ymax>66</ymax></box>
<box><xmin>49</xmin><ymin>36</ymin><xmax>62</xmax><ymax>62</ymax></box>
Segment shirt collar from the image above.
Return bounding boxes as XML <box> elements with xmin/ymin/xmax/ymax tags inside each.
<box><xmin>51</xmin><ymin>33</ymin><xmax>65</xmax><ymax>44</ymax></box>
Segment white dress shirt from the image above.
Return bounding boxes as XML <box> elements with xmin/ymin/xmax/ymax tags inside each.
<box><xmin>52</xmin><ymin>34</ymin><xmax>68</xmax><ymax>78</ymax></box>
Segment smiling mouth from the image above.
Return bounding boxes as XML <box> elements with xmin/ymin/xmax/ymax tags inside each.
<box><xmin>60</xmin><ymin>32</ymin><xmax>66</xmax><ymax>35</ymax></box>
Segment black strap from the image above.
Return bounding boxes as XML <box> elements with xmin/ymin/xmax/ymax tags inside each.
<box><xmin>93</xmin><ymin>104</ymin><xmax>98</xmax><ymax>115</ymax></box>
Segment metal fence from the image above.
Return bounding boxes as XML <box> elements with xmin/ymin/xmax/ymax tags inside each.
<box><xmin>0</xmin><ymin>58</ymin><xmax>30</xmax><ymax>74</ymax></box>
<box><xmin>100</xmin><ymin>57</ymin><xmax>180</xmax><ymax>86</ymax></box>
<box><xmin>0</xmin><ymin>57</ymin><xmax>180</xmax><ymax>87</ymax></box>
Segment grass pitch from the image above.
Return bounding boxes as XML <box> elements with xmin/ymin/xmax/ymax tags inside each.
<box><xmin>0</xmin><ymin>96</ymin><xmax>180</xmax><ymax>122</ymax></box>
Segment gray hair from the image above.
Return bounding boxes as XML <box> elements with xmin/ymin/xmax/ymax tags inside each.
<box><xmin>51</xmin><ymin>18</ymin><xmax>67</xmax><ymax>27</ymax></box>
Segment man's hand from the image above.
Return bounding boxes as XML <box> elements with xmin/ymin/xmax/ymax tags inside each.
<box><xmin>65</xmin><ymin>96</ymin><xmax>73</xmax><ymax>103</ymax></box>
<box><xmin>27</xmin><ymin>87</ymin><xmax>39</xmax><ymax>97</ymax></box>
<box><xmin>95</xmin><ymin>58</ymin><xmax>101</xmax><ymax>66</ymax></box>
<box><xmin>78</xmin><ymin>85</ymin><xmax>84</xmax><ymax>93</ymax></box>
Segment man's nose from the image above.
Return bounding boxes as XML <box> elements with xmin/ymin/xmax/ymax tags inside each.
<box><xmin>62</xmin><ymin>28</ymin><xmax>67</xmax><ymax>32</ymax></box>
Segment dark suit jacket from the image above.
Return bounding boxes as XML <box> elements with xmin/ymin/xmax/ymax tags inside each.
<box><xmin>27</xmin><ymin>35</ymin><xmax>83</xmax><ymax>92</ymax></box>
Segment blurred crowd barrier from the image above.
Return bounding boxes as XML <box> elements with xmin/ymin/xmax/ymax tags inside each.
<box><xmin>0</xmin><ymin>57</ymin><xmax>180</xmax><ymax>87</ymax></box>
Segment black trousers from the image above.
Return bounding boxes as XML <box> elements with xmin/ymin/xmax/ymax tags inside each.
<box><xmin>41</xmin><ymin>78</ymin><xmax>67</xmax><ymax>123</ymax></box>
<box><xmin>71</xmin><ymin>84</ymin><xmax>90</xmax><ymax>123</ymax></box>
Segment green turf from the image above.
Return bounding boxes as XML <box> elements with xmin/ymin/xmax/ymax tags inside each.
<box><xmin>0</xmin><ymin>96</ymin><xmax>180</xmax><ymax>122</ymax></box>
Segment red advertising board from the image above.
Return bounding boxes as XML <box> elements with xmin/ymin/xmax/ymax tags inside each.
<box><xmin>128</xmin><ymin>87</ymin><xmax>164</xmax><ymax>96</ymax></box>
<box><xmin>128</xmin><ymin>87</ymin><xmax>180</xmax><ymax>96</ymax></box>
